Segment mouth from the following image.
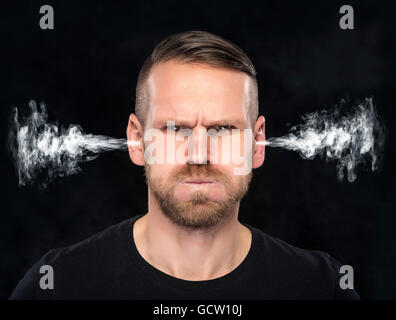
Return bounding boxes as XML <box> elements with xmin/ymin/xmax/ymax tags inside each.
<box><xmin>182</xmin><ymin>178</ymin><xmax>217</xmax><ymax>184</ymax></box>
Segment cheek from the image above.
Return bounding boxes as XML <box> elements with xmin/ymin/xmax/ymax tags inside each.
<box><xmin>210</xmin><ymin>164</ymin><xmax>238</xmax><ymax>188</ymax></box>
<box><xmin>148</xmin><ymin>163</ymin><xmax>187</xmax><ymax>190</ymax></box>
<box><xmin>209</xmin><ymin>131</ymin><xmax>252</xmax><ymax>166</ymax></box>
<box><xmin>147</xmin><ymin>164</ymin><xmax>172</xmax><ymax>184</ymax></box>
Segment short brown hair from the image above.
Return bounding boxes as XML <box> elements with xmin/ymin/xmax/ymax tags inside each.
<box><xmin>135</xmin><ymin>30</ymin><xmax>258</xmax><ymax>129</ymax></box>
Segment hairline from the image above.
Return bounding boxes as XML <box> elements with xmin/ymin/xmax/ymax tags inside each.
<box><xmin>138</xmin><ymin>59</ymin><xmax>258</xmax><ymax>131</ymax></box>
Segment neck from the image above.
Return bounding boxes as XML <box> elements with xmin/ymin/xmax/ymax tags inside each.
<box><xmin>133</xmin><ymin>191</ymin><xmax>252</xmax><ymax>281</ymax></box>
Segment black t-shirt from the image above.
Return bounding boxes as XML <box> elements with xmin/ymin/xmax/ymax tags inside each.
<box><xmin>10</xmin><ymin>214</ymin><xmax>359</xmax><ymax>300</ymax></box>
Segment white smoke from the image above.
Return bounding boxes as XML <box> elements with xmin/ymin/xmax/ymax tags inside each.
<box><xmin>9</xmin><ymin>97</ymin><xmax>385</xmax><ymax>187</ymax></box>
<box><xmin>261</xmin><ymin>97</ymin><xmax>385</xmax><ymax>182</ymax></box>
<box><xmin>9</xmin><ymin>100</ymin><xmax>129</xmax><ymax>186</ymax></box>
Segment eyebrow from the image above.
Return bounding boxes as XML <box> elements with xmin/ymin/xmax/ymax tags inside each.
<box><xmin>153</xmin><ymin>118</ymin><xmax>246</xmax><ymax>128</ymax></box>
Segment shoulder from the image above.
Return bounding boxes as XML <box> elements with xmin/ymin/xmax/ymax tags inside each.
<box><xmin>248</xmin><ymin>225</ymin><xmax>360</xmax><ymax>299</ymax></box>
<box><xmin>9</xmin><ymin>216</ymin><xmax>136</xmax><ymax>300</ymax></box>
<box><xmin>43</xmin><ymin>217</ymin><xmax>133</xmax><ymax>267</ymax></box>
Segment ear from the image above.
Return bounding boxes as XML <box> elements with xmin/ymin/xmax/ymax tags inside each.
<box><xmin>126</xmin><ymin>113</ymin><xmax>145</xmax><ymax>166</ymax></box>
<box><xmin>252</xmin><ymin>115</ymin><xmax>265</xmax><ymax>169</ymax></box>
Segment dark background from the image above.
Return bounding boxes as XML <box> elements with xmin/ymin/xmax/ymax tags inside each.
<box><xmin>1</xmin><ymin>0</ymin><xmax>395</xmax><ymax>299</ymax></box>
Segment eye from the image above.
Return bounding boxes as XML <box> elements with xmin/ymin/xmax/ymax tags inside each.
<box><xmin>211</xmin><ymin>125</ymin><xmax>233</xmax><ymax>133</ymax></box>
<box><xmin>166</xmin><ymin>124</ymin><xmax>181</xmax><ymax>132</ymax></box>
<box><xmin>212</xmin><ymin>125</ymin><xmax>233</xmax><ymax>132</ymax></box>
<box><xmin>208</xmin><ymin>125</ymin><xmax>234</xmax><ymax>136</ymax></box>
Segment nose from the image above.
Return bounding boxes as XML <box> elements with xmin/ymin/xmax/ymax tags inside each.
<box><xmin>187</xmin><ymin>127</ymin><xmax>209</xmax><ymax>164</ymax></box>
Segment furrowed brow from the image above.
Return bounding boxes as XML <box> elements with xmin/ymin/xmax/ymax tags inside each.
<box><xmin>153</xmin><ymin>118</ymin><xmax>245</xmax><ymax>128</ymax></box>
<box><xmin>204</xmin><ymin>119</ymin><xmax>245</xmax><ymax>128</ymax></box>
<box><xmin>153</xmin><ymin>119</ymin><xmax>196</xmax><ymax>128</ymax></box>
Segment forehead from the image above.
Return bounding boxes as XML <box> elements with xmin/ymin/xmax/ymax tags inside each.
<box><xmin>146</xmin><ymin>60</ymin><xmax>250</xmax><ymax>126</ymax></box>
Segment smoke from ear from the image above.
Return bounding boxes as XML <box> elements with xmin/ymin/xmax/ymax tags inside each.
<box><xmin>8</xmin><ymin>97</ymin><xmax>386</xmax><ymax>187</ymax></box>
<box><xmin>9</xmin><ymin>100</ymin><xmax>129</xmax><ymax>187</ymax></box>
<box><xmin>261</xmin><ymin>97</ymin><xmax>386</xmax><ymax>182</ymax></box>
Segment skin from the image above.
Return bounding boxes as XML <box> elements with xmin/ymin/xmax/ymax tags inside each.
<box><xmin>127</xmin><ymin>60</ymin><xmax>266</xmax><ymax>281</ymax></box>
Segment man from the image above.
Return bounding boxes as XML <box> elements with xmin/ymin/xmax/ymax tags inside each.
<box><xmin>10</xmin><ymin>31</ymin><xmax>359</xmax><ymax>299</ymax></box>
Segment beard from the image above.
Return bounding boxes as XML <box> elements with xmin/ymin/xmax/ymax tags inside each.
<box><xmin>144</xmin><ymin>163</ymin><xmax>252</xmax><ymax>230</ymax></box>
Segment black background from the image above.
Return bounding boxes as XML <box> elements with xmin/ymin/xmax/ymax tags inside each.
<box><xmin>1</xmin><ymin>0</ymin><xmax>395</xmax><ymax>299</ymax></box>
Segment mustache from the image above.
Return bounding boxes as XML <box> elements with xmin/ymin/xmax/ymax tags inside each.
<box><xmin>172</xmin><ymin>164</ymin><xmax>229</xmax><ymax>183</ymax></box>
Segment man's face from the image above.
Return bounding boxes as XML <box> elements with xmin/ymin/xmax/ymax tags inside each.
<box><xmin>141</xmin><ymin>60</ymin><xmax>254</xmax><ymax>230</ymax></box>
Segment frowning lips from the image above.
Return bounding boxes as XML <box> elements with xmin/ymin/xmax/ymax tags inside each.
<box><xmin>182</xmin><ymin>177</ymin><xmax>217</xmax><ymax>184</ymax></box>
